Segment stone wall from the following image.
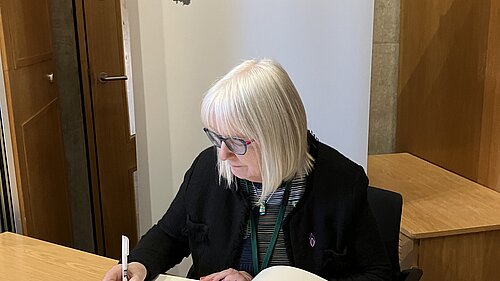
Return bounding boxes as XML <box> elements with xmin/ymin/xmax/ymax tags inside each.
<box><xmin>368</xmin><ymin>0</ymin><xmax>400</xmax><ymax>154</ymax></box>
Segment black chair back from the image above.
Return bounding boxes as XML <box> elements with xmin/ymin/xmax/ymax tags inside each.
<box><xmin>367</xmin><ymin>186</ymin><xmax>403</xmax><ymax>280</ymax></box>
<box><xmin>367</xmin><ymin>186</ymin><xmax>423</xmax><ymax>281</ymax></box>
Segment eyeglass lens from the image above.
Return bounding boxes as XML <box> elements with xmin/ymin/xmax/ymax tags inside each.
<box><xmin>204</xmin><ymin>128</ymin><xmax>247</xmax><ymax>155</ymax></box>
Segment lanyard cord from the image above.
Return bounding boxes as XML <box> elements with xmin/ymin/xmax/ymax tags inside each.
<box><xmin>246</xmin><ymin>180</ymin><xmax>292</xmax><ymax>275</ymax></box>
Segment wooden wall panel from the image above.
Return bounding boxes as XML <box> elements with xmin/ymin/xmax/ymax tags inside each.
<box><xmin>397</xmin><ymin>0</ymin><xmax>499</xmax><ymax>191</ymax></box>
<box><xmin>418</xmin><ymin>231</ymin><xmax>500</xmax><ymax>281</ymax></box>
<box><xmin>2</xmin><ymin>0</ymin><xmax>52</xmax><ymax>69</ymax></box>
<box><xmin>22</xmin><ymin>100</ymin><xmax>72</xmax><ymax>246</ymax></box>
<box><xmin>0</xmin><ymin>0</ymin><xmax>74</xmax><ymax>246</ymax></box>
<box><xmin>478</xmin><ymin>0</ymin><xmax>500</xmax><ymax>192</ymax></box>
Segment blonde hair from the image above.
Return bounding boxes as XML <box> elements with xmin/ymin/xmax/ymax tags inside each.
<box><xmin>201</xmin><ymin>59</ymin><xmax>314</xmax><ymax>201</ymax></box>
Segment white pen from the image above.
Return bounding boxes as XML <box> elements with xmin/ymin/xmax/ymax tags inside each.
<box><xmin>122</xmin><ymin>235</ymin><xmax>129</xmax><ymax>281</ymax></box>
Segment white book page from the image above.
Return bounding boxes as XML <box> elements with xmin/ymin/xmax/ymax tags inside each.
<box><xmin>154</xmin><ymin>274</ymin><xmax>196</xmax><ymax>281</ymax></box>
<box><xmin>253</xmin><ymin>266</ymin><xmax>326</xmax><ymax>281</ymax></box>
<box><xmin>154</xmin><ymin>266</ymin><xmax>325</xmax><ymax>281</ymax></box>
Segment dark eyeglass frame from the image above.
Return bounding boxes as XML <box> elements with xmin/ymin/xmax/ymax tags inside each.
<box><xmin>203</xmin><ymin>128</ymin><xmax>253</xmax><ymax>155</ymax></box>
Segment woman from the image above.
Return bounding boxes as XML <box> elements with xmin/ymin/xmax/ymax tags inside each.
<box><xmin>103</xmin><ymin>59</ymin><xmax>391</xmax><ymax>281</ymax></box>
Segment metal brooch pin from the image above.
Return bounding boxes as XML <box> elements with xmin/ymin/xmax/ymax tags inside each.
<box><xmin>309</xmin><ymin>233</ymin><xmax>316</xmax><ymax>247</ymax></box>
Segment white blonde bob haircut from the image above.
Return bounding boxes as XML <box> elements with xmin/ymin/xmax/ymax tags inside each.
<box><xmin>201</xmin><ymin>59</ymin><xmax>314</xmax><ymax>200</ymax></box>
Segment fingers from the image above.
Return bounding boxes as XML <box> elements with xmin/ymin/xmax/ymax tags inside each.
<box><xmin>102</xmin><ymin>264</ymin><xmax>122</xmax><ymax>281</ymax></box>
<box><xmin>211</xmin><ymin>268</ymin><xmax>235</xmax><ymax>281</ymax></box>
<box><xmin>239</xmin><ymin>271</ymin><xmax>253</xmax><ymax>280</ymax></box>
<box><xmin>128</xmin><ymin>262</ymin><xmax>147</xmax><ymax>281</ymax></box>
<box><xmin>200</xmin><ymin>268</ymin><xmax>252</xmax><ymax>281</ymax></box>
<box><xmin>102</xmin><ymin>262</ymin><xmax>147</xmax><ymax>281</ymax></box>
<box><xmin>129</xmin><ymin>276</ymin><xmax>144</xmax><ymax>281</ymax></box>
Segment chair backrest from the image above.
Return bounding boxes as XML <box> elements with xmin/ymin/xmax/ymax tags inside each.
<box><xmin>367</xmin><ymin>186</ymin><xmax>403</xmax><ymax>280</ymax></box>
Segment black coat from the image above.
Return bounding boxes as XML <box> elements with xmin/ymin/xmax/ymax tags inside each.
<box><xmin>129</xmin><ymin>137</ymin><xmax>392</xmax><ymax>281</ymax></box>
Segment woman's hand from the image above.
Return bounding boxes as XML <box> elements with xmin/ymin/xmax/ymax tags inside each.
<box><xmin>102</xmin><ymin>262</ymin><xmax>147</xmax><ymax>281</ymax></box>
<box><xmin>200</xmin><ymin>268</ymin><xmax>253</xmax><ymax>281</ymax></box>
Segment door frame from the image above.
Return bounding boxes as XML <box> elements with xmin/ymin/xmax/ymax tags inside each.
<box><xmin>73</xmin><ymin>0</ymin><xmax>105</xmax><ymax>255</ymax></box>
<box><xmin>0</xmin><ymin>47</ymin><xmax>22</xmax><ymax>234</ymax></box>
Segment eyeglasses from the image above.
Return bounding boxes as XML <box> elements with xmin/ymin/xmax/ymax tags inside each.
<box><xmin>203</xmin><ymin>128</ymin><xmax>253</xmax><ymax>155</ymax></box>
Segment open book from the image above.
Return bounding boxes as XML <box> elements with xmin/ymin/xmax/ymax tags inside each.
<box><xmin>154</xmin><ymin>266</ymin><xmax>326</xmax><ymax>281</ymax></box>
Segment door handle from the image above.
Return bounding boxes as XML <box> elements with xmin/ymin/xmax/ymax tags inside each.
<box><xmin>98</xmin><ymin>72</ymin><xmax>128</xmax><ymax>83</ymax></box>
<box><xmin>45</xmin><ymin>73</ymin><xmax>54</xmax><ymax>83</ymax></box>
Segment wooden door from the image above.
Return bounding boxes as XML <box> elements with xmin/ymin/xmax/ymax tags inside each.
<box><xmin>75</xmin><ymin>0</ymin><xmax>137</xmax><ymax>258</ymax></box>
<box><xmin>0</xmin><ymin>0</ymin><xmax>73</xmax><ymax>246</ymax></box>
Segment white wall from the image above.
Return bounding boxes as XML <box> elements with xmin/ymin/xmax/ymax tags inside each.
<box><xmin>131</xmin><ymin>0</ymin><xmax>374</xmax><ymax>275</ymax></box>
<box><xmin>237</xmin><ymin>1</ymin><xmax>374</xmax><ymax>166</ymax></box>
<box><xmin>129</xmin><ymin>0</ymin><xmax>171</xmax><ymax>234</ymax></box>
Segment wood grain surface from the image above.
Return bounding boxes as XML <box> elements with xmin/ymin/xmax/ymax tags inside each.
<box><xmin>368</xmin><ymin>153</ymin><xmax>500</xmax><ymax>239</ymax></box>
<box><xmin>0</xmin><ymin>232</ymin><xmax>116</xmax><ymax>280</ymax></box>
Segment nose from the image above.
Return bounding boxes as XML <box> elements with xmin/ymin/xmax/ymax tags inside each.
<box><xmin>219</xmin><ymin>142</ymin><xmax>234</xmax><ymax>160</ymax></box>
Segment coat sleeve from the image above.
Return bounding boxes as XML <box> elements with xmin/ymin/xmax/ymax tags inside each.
<box><xmin>334</xmin><ymin>169</ymin><xmax>392</xmax><ymax>281</ymax></box>
<box><xmin>127</xmin><ymin>153</ymin><xmax>204</xmax><ymax>280</ymax></box>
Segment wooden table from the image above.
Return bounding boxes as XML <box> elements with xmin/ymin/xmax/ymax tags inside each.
<box><xmin>0</xmin><ymin>232</ymin><xmax>190</xmax><ymax>281</ymax></box>
<box><xmin>368</xmin><ymin>153</ymin><xmax>500</xmax><ymax>281</ymax></box>
<box><xmin>0</xmin><ymin>232</ymin><xmax>116</xmax><ymax>280</ymax></box>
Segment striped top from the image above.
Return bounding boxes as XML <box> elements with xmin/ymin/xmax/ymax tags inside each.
<box><xmin>238</xmin><ymin>175</ymin><xmax>306</xmax><ymax>276</ymax></box>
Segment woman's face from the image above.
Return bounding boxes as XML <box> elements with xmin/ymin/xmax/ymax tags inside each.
<box><xmin>218</xmin><ymin>133</ymin><xmax>262</xmax><ymax>183</ymax></box>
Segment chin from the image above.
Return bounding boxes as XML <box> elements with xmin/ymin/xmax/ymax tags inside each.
<box><xmin>230</xmin><ymin>167</ymin><xmax>244</xmax><ymax>177</ymax></box>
